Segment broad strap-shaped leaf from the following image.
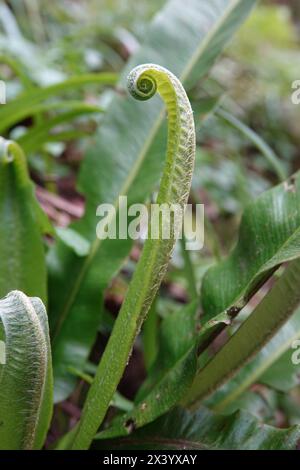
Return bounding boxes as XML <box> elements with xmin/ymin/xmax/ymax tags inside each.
<box><xmin>0</xmin><ymin>137</ymin><xmax>50</xmax><ymax>302</ymax></box>
<box><xmin>184</xmin><ymin>259</ymin><xmax>300</xmax><ymax>409</ymax></box>
<box><xmin>48</xmin><ymin>0</ymin><xmax>257</xmax><ymax>403</ymax></box>
<box><xmin>0</xmin><ymin>291</ymin><xmax>53</xmax><ymax>450</ymax></box>
<box><xmin>205</xmin><ymin>306</ymin><xmax>300</xmax><ymax>412</ymax></box>
<box><xmin>95</xmin><ymin>406</ymin><xmax>300</xmax><ymax>450</ymax></box>
<box><xmin>202</xmin><ymin>171</ymin><xmax>300</xmax><ymax>323</ymax></box>
<box><xmin>97</xmin><ymin>303</ymin><xmax>199</xmax><ymax>440</ymax></box>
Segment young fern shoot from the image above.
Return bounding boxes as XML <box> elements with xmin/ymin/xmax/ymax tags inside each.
<box><xmin>0</xmin><ymin>291</ymin><xmax>52</xmax><ymax>450</ymax></box>
<box><xmin>71</xmin><ymin>64</ymin><xmax>196</xmax><ymax>449</ymax></box>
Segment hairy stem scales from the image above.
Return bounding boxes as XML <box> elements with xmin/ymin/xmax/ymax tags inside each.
<box><xmin>71</xmin><ymin>64</ymin><xmax>195</xmax><ymax>450</ymax></box>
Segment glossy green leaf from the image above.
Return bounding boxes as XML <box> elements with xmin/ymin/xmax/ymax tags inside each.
<box><xmin>205</xmin><ymin>306</ymin><xmax>300</xmax><ymax>412</ymax></box>
<box><xmin>95</xmin><ymin>406</ymin><xmax>300</xmax><ymax>450</ymax></box>
<box><xmin>185</xmin><ymin>259</ymin><xmax>300</xmax><ymax>409</ymax></box>
<box><xmin>202</xmin><ymin>170</ymin><xmax>300</xmax><ymax>324</ymax></box>
<box><xmin>0</xmin><ymin>137</ymin><xmax>49</xmax><ymax>302</ymax></box>
<box><xmin>48</xmin><ymin>0</ymin><xmax>257</xmax><ymax>403</ymax></box>
<box><xmin>0</xmin><ymin>291</ymin><xmax>53</xmax><ymax>450</ymax></box>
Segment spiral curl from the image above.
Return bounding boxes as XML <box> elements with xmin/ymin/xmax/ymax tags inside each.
<box><xmin>127</xmin><ymin>64</ymin><xmax>158</xmax><ymax>101</ymax></box>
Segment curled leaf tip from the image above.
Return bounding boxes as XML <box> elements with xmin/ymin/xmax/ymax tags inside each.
<box><xmin>127</xmin><ymin>64</ymin><xmax>162</xmax><ymax>101</ymax></box>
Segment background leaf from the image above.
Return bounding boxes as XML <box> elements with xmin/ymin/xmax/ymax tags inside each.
<box><xmin>0</xmin><ymin>138</ymin><xmax>49</xmax><ymax>302</ymax></box>
<box><xmin>201</xmin><ymin>170</ymin><xmax>300</xmax><ymax>323</ymax></box>
<box><xmin>205</xmin><ymin>306</ymin><xmax>300</xmax><ymax>412</ymax></box>
<box><xmin>95</xmin><ymin>406</ymin><xmax>300</xmax><ymax>450</ymax></box>
<box><xmin>185</xmin><ymin>259</ymin><xmax>300</xmax><ymax>408</ymax></box>
<box><xmin>0</xmin><ymin>73</ymin><xmax>116</xmax><ymax>135</ymax></box>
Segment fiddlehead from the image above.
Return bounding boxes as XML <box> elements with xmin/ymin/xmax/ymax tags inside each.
<box><xmin>127</xmin><ymin>67</ymin><xmax>157</xmax><ymax>101</ymax></box>
<box><xmin>127</xmin><ymin>64</ymin><xmax>195</xmax><ymax>207</ymax></box>
<box><xmin>71</xmin><ymin>64</ymin><xmax>195</xmax><ymax>449</ymax></box>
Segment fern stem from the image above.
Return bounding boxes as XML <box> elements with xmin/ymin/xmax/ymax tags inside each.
<box><xmin>71</xmin><ymin>64</ymin><xmax>196</xmax><ymax>450</ymax></box>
